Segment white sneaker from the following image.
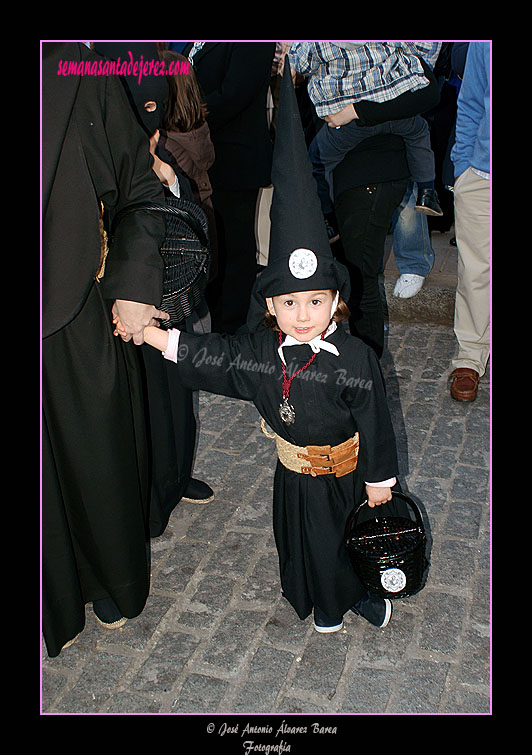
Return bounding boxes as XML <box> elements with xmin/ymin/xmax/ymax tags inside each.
<box><xmin>393</xmin><ymin>274</ymin><xmax>425</xmax><ymax>299</ymax></box>
<box><xmin>313</xmin><ymin>606</ymin><xmax>344</xmax><ymax>633</ymax></box>
<box><xmin>313</xmin><ymin>619</ymin><xmax>344</xmax><ymax>634</ymax></box>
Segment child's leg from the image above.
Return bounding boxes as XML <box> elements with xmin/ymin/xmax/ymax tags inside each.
<box><xmin>389</xmin><ymin>115</ymin><xmax>435</xmax><ymax>186</ymax></box>
<box><xmin>310</xmin><ymin>120</ymin><xmax>387</xmax><ymax>212</ymax></box>
<box><xmin>389</xmin><ymin>116</ymin><xmax>443</xmax><ymax>216</ymax></box>
<box><xmin>308</xmin><ymin>131</ymin><xmax>336</xmax><ymax>216</ymax></box>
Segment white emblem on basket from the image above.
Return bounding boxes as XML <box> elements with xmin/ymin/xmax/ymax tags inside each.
<box><xmin>380</xmin><ymin>568</ymin><xmax>406</xmax><ymax>593</ymax></box>
<box><xmin>289</xmin><ymin>248</ymin><xmax>318</xmax><ymax>279</ymax></box>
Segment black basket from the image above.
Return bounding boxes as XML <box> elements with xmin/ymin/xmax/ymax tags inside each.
<box><xmin>112</xmin><ymin>197</ymin><xmax>210</xmax><ymax>328</ymax></box>
<box><xmin>345</xmin><ymin>491</ymin><xmax>428</xmax><ymax>599</ymax></box>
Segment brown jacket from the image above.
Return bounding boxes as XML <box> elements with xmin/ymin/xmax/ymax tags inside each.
<box><xmin>161</xmin><ymin>122</ymin><xmax>215</xmax><ymax>203</ymax></box>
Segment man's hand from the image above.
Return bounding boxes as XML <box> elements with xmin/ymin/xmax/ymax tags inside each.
<box><xmin>112</xmin><ymin>300</ymin><xmax>169</xmax><ymax>344</ymax></box>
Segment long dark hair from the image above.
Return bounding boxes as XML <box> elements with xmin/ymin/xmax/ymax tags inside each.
<box><xmin>160</xmin><ymin>50</ymin><xmax>208</xmax><ymax>133</ymax></box>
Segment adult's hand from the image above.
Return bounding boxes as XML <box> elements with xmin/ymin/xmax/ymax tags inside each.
<box><xmin>112</xmin><ymin>300</ymin><xmax>169</xmax><ymax>344</ymax></box>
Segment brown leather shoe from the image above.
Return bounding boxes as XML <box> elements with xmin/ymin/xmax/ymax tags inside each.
<box><xmin>449</xmin><ymin>368</ymin><xmax>480</xmax><ymax>402</ymax></box>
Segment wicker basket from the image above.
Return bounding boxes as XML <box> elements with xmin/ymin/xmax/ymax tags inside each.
<box><xmin>112</xmin><ymin>197</ymin><xmax>210</xmax><ymax>328</ymax></box>
<box><xmin>345</xmin><ymin>491</ymin><xmax>428</xmax><ymax>599</ymax></box>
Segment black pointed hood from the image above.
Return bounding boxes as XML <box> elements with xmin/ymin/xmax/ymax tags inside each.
<box><xmin>247</xmin><ymin>56</ymin><xmax>350</xmax><ymax>330</ymax></box>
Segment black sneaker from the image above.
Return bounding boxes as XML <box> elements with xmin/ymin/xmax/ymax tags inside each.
<box><xmin>415</xmin><ymin>188</ymin><xmax>443</xmax><ymax>216</ymax></box>
<box><xmin>351</xmin><ymin>593</ymin><xmax>392</xmax><ymax>628</ymax></box>
<box><xmin>180</xmin><ymin>478</ymin><xmax>215</xmax><ymax>504</ymax></box>
<box><xmin>313</xmin><ymin>605</ymin><xmax>344</xmax><ymax>633</ymax></box>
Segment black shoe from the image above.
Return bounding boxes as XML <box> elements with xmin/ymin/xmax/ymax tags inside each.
<box><xmin>93</xmin><ymin>598</ymin><xmax>127</xmax><ymax>629</ymax></box>
<box><xmin>180</xmin><ymin>478</ymin><xmax>215</xmax><ymax>505</ymax></box>
<box><xmin>351</xmin><ymin>593</ymin><xmax>392</xmax><ymax>628</ymax></box>
<box><xmin>313</xmin><ymin>605</ymin><xmax>344</xmax><ymax>633</ymax></box>
<box><xmin>415</xmin><ymin>188</ymin><xmax>443</xmax><ymax>216</ymax></box>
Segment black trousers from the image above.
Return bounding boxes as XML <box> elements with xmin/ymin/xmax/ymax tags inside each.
<box><xmin>335</xmin><ymin>179</ymin><xmax>409</xmax><ymax>357</ymax></box>
<box><xmin>206</xmin><ymin>187</ymin><xmax>260</xmax><ymax>334</ymax></box>
<box><xmin>140</xmin><ymin>341</ymin><xmax>196</xmax><ymax>538</ymax></box>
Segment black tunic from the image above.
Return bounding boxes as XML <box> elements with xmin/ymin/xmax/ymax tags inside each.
<box><xmin>174</xmin><ymin>325</ymin><xmax>399</xmax><ymax>620</ymax></box>
<box><xmin>42</xmin><ymin>43</ymin><xmax>166</xmax><ymax>657</ymax></box>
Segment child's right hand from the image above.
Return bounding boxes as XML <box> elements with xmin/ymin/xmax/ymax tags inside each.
<box><xmin>112</xmin><ymin>317</ymin><xmax>169</xmax><ymax>354</ymax></box>
<box><xmin>142</xmin><ymin>324</ymin><xmax>170</xmax><ymax>353</ymax></box>
<box><xmin>365</xmin><ymin>485</ymin><xmax>392</xmax><ymax>508</ymax></box>
<box><xmin>111</xmin><ymin>301</ymin><xmax>169</xmax><ymax>344</ymax></box>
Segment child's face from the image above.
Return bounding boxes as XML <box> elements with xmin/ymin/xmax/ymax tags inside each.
<box><xmin>266</xmin><ymin>290</ymin><xmax>335</xmax><ymax>342</ymax></box>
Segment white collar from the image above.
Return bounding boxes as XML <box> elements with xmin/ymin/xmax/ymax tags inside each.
<box><xmin>278</xmin><ymin>321</ymin><xmax>339</xmax><ymax>365</ymax></box>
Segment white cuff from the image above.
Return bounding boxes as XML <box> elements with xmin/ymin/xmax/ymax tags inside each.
<box><xmin>167</xmin><ymin>176</ymin><xmax>180</xmax><ymax>197</ymax></box>
<box><xmin>365</xmin><ymin>477</ymin><xmax>397</xmax><ymax>488</ymax></box>
<box><xmin>162</xmin><ymin>328</ymin><xmax>181</xmax><ymax>363</ymax></box>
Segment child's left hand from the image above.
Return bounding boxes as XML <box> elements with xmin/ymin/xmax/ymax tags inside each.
<box><xmin>366</xmin><ymin>485</ymin><xmax>392</xmax><ymax>508</ymax></box>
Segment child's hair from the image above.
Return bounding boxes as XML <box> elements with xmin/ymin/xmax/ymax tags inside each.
<box><xmin>160</xmin><ymin>50</ymin><xmax>208</xmax><ymax>133</ymax></box>
<box><xmin>263</xmin><ymin>291</ymin><xmax>350</xmax><ymax>331</ymax></box>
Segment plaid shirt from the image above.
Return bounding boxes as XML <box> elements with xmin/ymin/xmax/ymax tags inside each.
<box><xmin>272</xmin><ymin>42</ymin><xmax>292</xmax><ymax>75</ymax></box>
<box><xmin>289</xmin><ymin>42</ymin><xmax>442</xmax><ymax>117</ymax></box>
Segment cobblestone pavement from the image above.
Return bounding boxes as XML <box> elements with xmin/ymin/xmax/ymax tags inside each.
<box><xmin>41</xmin><ymin>319</ymin><xmax>491</xmax><ymax>724</ymax></box>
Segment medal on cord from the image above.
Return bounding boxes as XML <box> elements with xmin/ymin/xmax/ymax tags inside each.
<box><xmin>278</xmin><ymin>330</ymin><xmax>325</xmax><ymax>424</ymax></box>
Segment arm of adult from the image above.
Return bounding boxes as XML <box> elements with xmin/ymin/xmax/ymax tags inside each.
<box><xmin>450</xmin><ymin>42</ymin><xmax>490</xmax><ymax>181</ymax></box>
<box><xmin>90</xmin><ymin>69</ymin><xmax>168</xmax><ymax>340</ymax></box>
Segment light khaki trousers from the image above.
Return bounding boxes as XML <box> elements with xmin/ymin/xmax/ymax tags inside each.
<box><xmin>451</xmin><ymin>167</ymin><xmax>491</xmax><ymax>377</ymax></box>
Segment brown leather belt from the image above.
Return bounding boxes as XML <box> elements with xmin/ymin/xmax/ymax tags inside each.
<box><xmin>261</xmin><ymin>420</ymin><xmax>359</xmax><ymax>477</ymax></box>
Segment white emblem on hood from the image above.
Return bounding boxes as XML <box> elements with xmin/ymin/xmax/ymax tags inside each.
<box><xmin>288</xmin><ymin>248</ymin><xmax>318</xmax><ymax>279</ymax></box>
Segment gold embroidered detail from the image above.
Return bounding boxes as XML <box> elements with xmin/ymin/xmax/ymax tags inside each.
<box><xmin>95</xmin><ymin>201</ymin><xmax>109</xmax><ymax>282</ymax></box>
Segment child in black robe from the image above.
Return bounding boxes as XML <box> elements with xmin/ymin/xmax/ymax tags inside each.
<box><xmin>114</xmin><ymin>57</ymin><xmax>400</xmax><ymax>632</ymax></box>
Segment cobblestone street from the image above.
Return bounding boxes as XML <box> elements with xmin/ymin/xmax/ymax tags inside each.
<box><xmin>42</xmin><ymin>311</ymin><xmax>491</xmax><ymax>723</ymax></box>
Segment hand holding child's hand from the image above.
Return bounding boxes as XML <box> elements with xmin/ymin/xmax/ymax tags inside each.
<box><xmin>111</xmin><ymin>300</ymin><xmax>169</xmax><ymax>344</ymax></box>
<box><xmin>366</xmin><ymin>485</ymin><xmax>392</xmax><ymax>508</ymax></box>
<box><xmin>112</xmin><ymin>315</ymin><xmax>127</xmax><ymax>338</ymax></box>
<box><xmin>113</xmin><ymin>314</ymin><xmax>170</xmax><ymax>355</ymax></box>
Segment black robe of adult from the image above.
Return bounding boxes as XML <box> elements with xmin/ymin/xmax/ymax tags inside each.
<box><xmin>172</xmin><ymin>325</ymin><xmax>400</xmax><ymax>620</ymax></box>
<box><xmin>91</xmin><ymin>42</ymin><xmax>199</xmax><ymax>539</ymax></box>
<box><xmin>42</xmin><ymin>43</ymin><xmax>165</xmax><ymax>657</ymax></box>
